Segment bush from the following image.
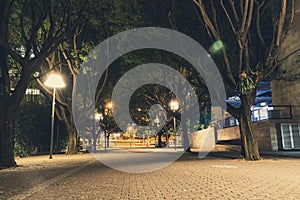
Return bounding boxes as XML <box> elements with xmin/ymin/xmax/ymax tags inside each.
<box><xmin>14</xmin><ymin>101</ymin><xmax>51</xmax><ymax>156</ymax></box>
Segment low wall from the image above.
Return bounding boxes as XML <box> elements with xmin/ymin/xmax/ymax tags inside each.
<box><xmin>217</xmin><ymin>126</ymin><xmax>240</xmax><ymax>141</ymax></box>
<box><xmin>217</xmin><ymin>121</ymin><xmax>273</xmax><ymax>151</ymax></box>
<box><xmin>189</xmin><ymin>127</ymin><xmax>216</xmax><ymax>152</ymax></box>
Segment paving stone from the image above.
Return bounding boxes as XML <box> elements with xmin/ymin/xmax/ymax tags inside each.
<box><xmin>1</xmin><ymin>153</ymin><xmax>300</xmax><ymax>199</ymax></box>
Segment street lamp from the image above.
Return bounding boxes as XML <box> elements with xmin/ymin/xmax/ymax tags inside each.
<box><xmin>106</xmin><ymin>101</ymin><xmax>113</xmax><ymax>110</ymax></box>
<box><xmin>44</xmin><ymin>73</ymin><xmax>65</xmax><ymax>159</ymax></box>
<box><xmin>137</xmin><ymin>108</ymin><xmax>145</xmax><ymax>144</ymax></box>
<box><xmin>170</xmin><ymin>100</ymin><xmax>179</xmax><ymax>150</ymax></box>
<box><xmin>94</xmin><ymin>112</ymin><xmax>103</xmax><ymax>152</ymax></box>
<box><xmin>153</xmin><ymin>116</ymin><xmax>160</xmax><ymax>147</ymax></box>
<box><xmin>127</xmin><ymin>124</ymin><xmax>134</xmax><ymax>148</ymax></box>
<box><xmin>104</xmin><ymin>101</ymin><xmax>113</xmax><ymax>149</ymax></box>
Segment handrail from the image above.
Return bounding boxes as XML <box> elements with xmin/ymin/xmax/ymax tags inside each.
<box><xmin>223</xmin><ymin>105</ymin><xmax>294</xmax><ymax>128</ymax></box>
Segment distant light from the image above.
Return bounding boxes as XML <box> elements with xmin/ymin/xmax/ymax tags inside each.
<box><xmin>154</xmin><ymin>116</ymin><xmax>160</xmax><ymax>124</ymax></box>
<box><xmin>127</xmin><ymin>125</ymin><xmax>133</xmax><ymax>132</ymax></box>
<box><xmin>33</xmin><ymin>71</ymin><xmax>40</xmax><ymax>77</ymax></box>
<box><xmin>106</xmin><ymin>101</ymin><xmax>113</xmax><ymax>109</ymax></box>
<box><xmin>26</xmin><ymin>88</ymin><xmax>40</xmax><ymax>95</ymax></box>
<box><xmin>169</xmin><ymin>100</ymin><xmax>179</xmax><ymax>111</ymax></box>
<box><xmin>260</xmin><ymin>102</ymin><xmax>267</xmax><ymax>107</ymax></box>
<box><xmin>95</xmin><ymin>113</ymin><xmax>103</xmax><ymax>120</ymax></box>
<box><xmin>44</xmin><ymin>73</ymin><xmax>65</xmax><ymax>88</ymax></box>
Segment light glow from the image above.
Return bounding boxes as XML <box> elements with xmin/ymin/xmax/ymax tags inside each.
<box><xmin>44</xmin><ymin>73</ymin><xmax>66</xmax><ymax>88</ymax></box>
<box><xmin>95</xmin><ymin>113</ymin><xmax>103</xmax><ymax>120</ymax></box>
<box><xmin>169</xmin><ymin>100</ymin><xmax>179</xmax><ymax>111</ymax></box>
<box><xmin>106</xmin><ymin>101</ymin><xmax>113</xmax><ymax>109</ymax></box>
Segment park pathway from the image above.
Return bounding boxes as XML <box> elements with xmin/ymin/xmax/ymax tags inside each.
<box><xmin>1</xmin><ymin>150</ymin><xmax>300</xmax><ymax>199</ymax></box>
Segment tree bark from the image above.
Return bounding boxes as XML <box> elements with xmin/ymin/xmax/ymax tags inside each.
<box><xmin>0</xmin><ymin>0</ymin><xmax>16</xmax><ymax>168</ymax></box>
<box><xmin>0</xmin><ymin>102</ymin><xmax>17</xmax><ymax>168</ymax></box>
<box><xmin>0</xmin><ymin>69</ymin><xmax>33</xmax><ymax>167</ymax></box>
<box><xmin>93</xmin><ymin>130</ymin><xmax>97</xmax><ymax>153</ymax></box>
<box><xmin>67</xmin><ymin>76</ymin><xmax>78</xmax><ymax>154</ymax></box>
<box><xmin>65</xmin><ymin>122</ymin><xmax>77</xmax><ymax>155</ymax></box>
<box><xmin>238</xmin><ymin>95</ymin><xmax>261</xmax><ymax>160</ymax></box>
<box><xmin>106</xmin><ymin>135</ymin><xmax>110</xmax><ymax>148</ymax></box>
<box><xmin>182</xmin><ymin>123</ymin><xmax>192</xmax><ymax>152</ymax></box>
<box><xmin>57</xmin><ymin>105</ymin><xmax>77</xmax><ymax>155</ymax></box>
<box><xmin>158</xmin><ymin>133</ymin><xmax>163</xmax><ymax>148</ymax></box>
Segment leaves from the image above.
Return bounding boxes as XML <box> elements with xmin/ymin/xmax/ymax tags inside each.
<box><xmin>237</xmin><ymin>72</ymin><xmax>255</xmax><ymax>95</ymax></box>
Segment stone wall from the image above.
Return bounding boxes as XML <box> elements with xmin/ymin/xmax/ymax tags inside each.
<box><xmin>189</xmin><ymin>127</ymin><xmax>216</xmax><ymax>152</ymax></box>
<box><xmin>217</xmin><ymin>126</ymin><xmax>240</xmax><ymax>141</ymax></box>
<box><xmin>272</xmin><ymin>0</ymin><xmax>300</xmax><ymax>123</ymax></box>
<box><xmin>217</xmin><ymin>121</ymin><xmax>273</xmax><ymax>151</ymax></box>
<box><xmin>253</xmin><ymin>121</ymin><xmax>273</xmax><ymax>151</ymax></box>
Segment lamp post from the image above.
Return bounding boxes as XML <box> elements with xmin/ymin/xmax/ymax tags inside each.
<box><xmin>154</xmin><ymin>116</ymin><xmax>160</xmax><ymax>147</ymax></box>
<box><xmin>104</xmin><ymin>101</ymin><xmax>113</xmax><ymax>150</ymax></box>
<box><xmin>94</xmin><ymin>112</ymin><xmax>103</xmax><ymax>152</ymax></box>
<box><xmin>170</xmin><ymin>100</ymin><xmax>179</xmax><ymax>150</ymax></box>
<box><xmin>127</xmin><ymin>124</ymin><xmax>133</xmax><ymax>148</ymax></box>
<box><xmin>137</xmin><ymin>108</ymin><xmax>142</xmax><ymax>143</ymax></box>
<box><xmin>44</xmin><ymin>73</ymin><xmax>65</xmax><ymax>159</ymax></box>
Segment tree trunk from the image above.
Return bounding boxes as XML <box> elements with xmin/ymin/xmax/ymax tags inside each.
<box><xmin>0</xmin><ymin>102</ymin><xmax>17</xmax><ymax>168</ymax></box>
<box><xmin>0</xmin><ymin>69</ymin><xmax>33</xmax><ymax>167</ymax></box>
<box><xmin>0</xmin><ymin>0</ymin><xmax>16</xmax><ymax>168</ymax></box>
<box><xmin>157</xmin><ymin>129</ymin><xmax>165</xmax><ymax>148</ymax></box>
<box><xmin>158</xmin><ymin>133</ymin><xmax>163</xmax><ymax>147</ymax></box>
<box><xmin>52</xmin><ymin>103</ymin><xmax>78</xmax><ymax>155</ymax></box>
<box><xmin>65</xmin><ymin>121</ymin><xmax>77</xmax><ymax>155</ymax></box>
<box><xmin>238</xmin><ymin>96</ymin><xmax>261</xmax><ymax>160</ymax></box>
<box><xmin>182</xmin><ymin>126</ymin><xmax>191</xmax><ymax>152</ymax></box>
<box><xmin>93</xmin><ymin>129</ymin><xmax>97</xmax><ymax>153</ymax></box>
<box><xmin>93</xmin><ymin>135</ymin><xmax>96</xmax><ymax>153</ymax></box>
<box><xmin>106</xmin><ymin>135</ymin><xmax>110</xmax><ymax>148</ymax></box>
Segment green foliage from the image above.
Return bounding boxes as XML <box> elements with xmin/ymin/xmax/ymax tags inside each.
<box><xmin>236</xmin><ymin>72</ymin><xmax>255</xmax><ymax>95</ymax></box>
<box><xmin>186</xmin><ymin>119</ymin><xmax>207</xmax><ymax>132</ymax></box>
<box><xmin>14</xmin><ymin>100</ymin><xmax>69</xmax><ymax>156</ymax></box>
<box><xmin>14</xmin><ymin>101</ymin><xmax>48</xmax><ymax>156</ymax></box>
<box><xmin>14</xmin><ymin>101</ymin><xmax>50</xmax><ymax>156</ymax></box>
<box><xmin>14</xmin><ymin>139</ymin><xmax>28</xmax><ymax>157</ymax></box>
<box><xmin>198</xmin><ymin>124</ymin><xmax>205</xmax><ymax>130</ymax></box>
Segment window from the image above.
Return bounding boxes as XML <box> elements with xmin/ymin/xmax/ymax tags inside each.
<box><xmin>281</xmin><ymin>124</ymin><xmax>300</xmax><ymax>150</ymax></box>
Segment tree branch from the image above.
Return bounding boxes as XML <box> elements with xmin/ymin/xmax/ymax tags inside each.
<box><xmin>229</xmin><ymin>0</ymin><xmax>239</xmax><ymax>22</ymax></box>
<box><xmin>226</xmin><ymin>102</ymin><xmax>240</xmax><ymax>118</ymax></box>
<box><xmin>60</xmin><ymin>45</ymin><xmax>76</xmax><ymax>77</ymax></box>
<box><xmin>194</xmin><ymin>0</ymin><xmax>236</xmax><ymax>85</ymax></box>
<box><xmin>276</xmin><ymin>0</ymin><xmax>287</xmax><ymax>46</ymax></box>
<box><xmin>221</xmin><ymin>0</ymin><xmax>237</xmax><ymax>34</ymax></box>
<box><xmin>168</xmin><ymin>0</ymin><xmax>178</xmax><ymax>31</ymax></box>
<box><xmin>210</xmin><ymin>0</ymin><xmax>220</xmax><ymax>35</ymax></box>
<box><xmin>240</xmin><ymin>0</ymin><xmax>249</xmax><ymax>33</ymax></box>
<box><xmin>255</xmin><ymin>0</ymin><xmax>266</xmax><ymax>48</ymax></box>
<box><xmin>193</xmin><ymin>0</ymin><xmax>219</xmax><ymax>40</ymax></box>
<box><xmin>241</xmin><ymin>0</ymin><xmax>254</xmax><ymax>40</ymax></box>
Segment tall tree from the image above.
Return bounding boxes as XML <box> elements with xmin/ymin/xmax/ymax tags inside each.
<box><xmin>0</xmin><ymin>0</ymin><xmax>85</xmax><ymax>168</ymax></box>
<box><xmin>190</xmin><ymin>0</ymin><xmax>294</xmax><ymax>160</ymax></box>
<box><xmin>36</xmin><ymin>0</ymin><xmax>143</xmax><ymax>154</ymax></box>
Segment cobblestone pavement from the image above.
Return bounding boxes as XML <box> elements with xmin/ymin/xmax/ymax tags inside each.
<box><xmin>1</xmin><ymin>151</ymin><xmax>300</xmax><ymax>200</ymax></box>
